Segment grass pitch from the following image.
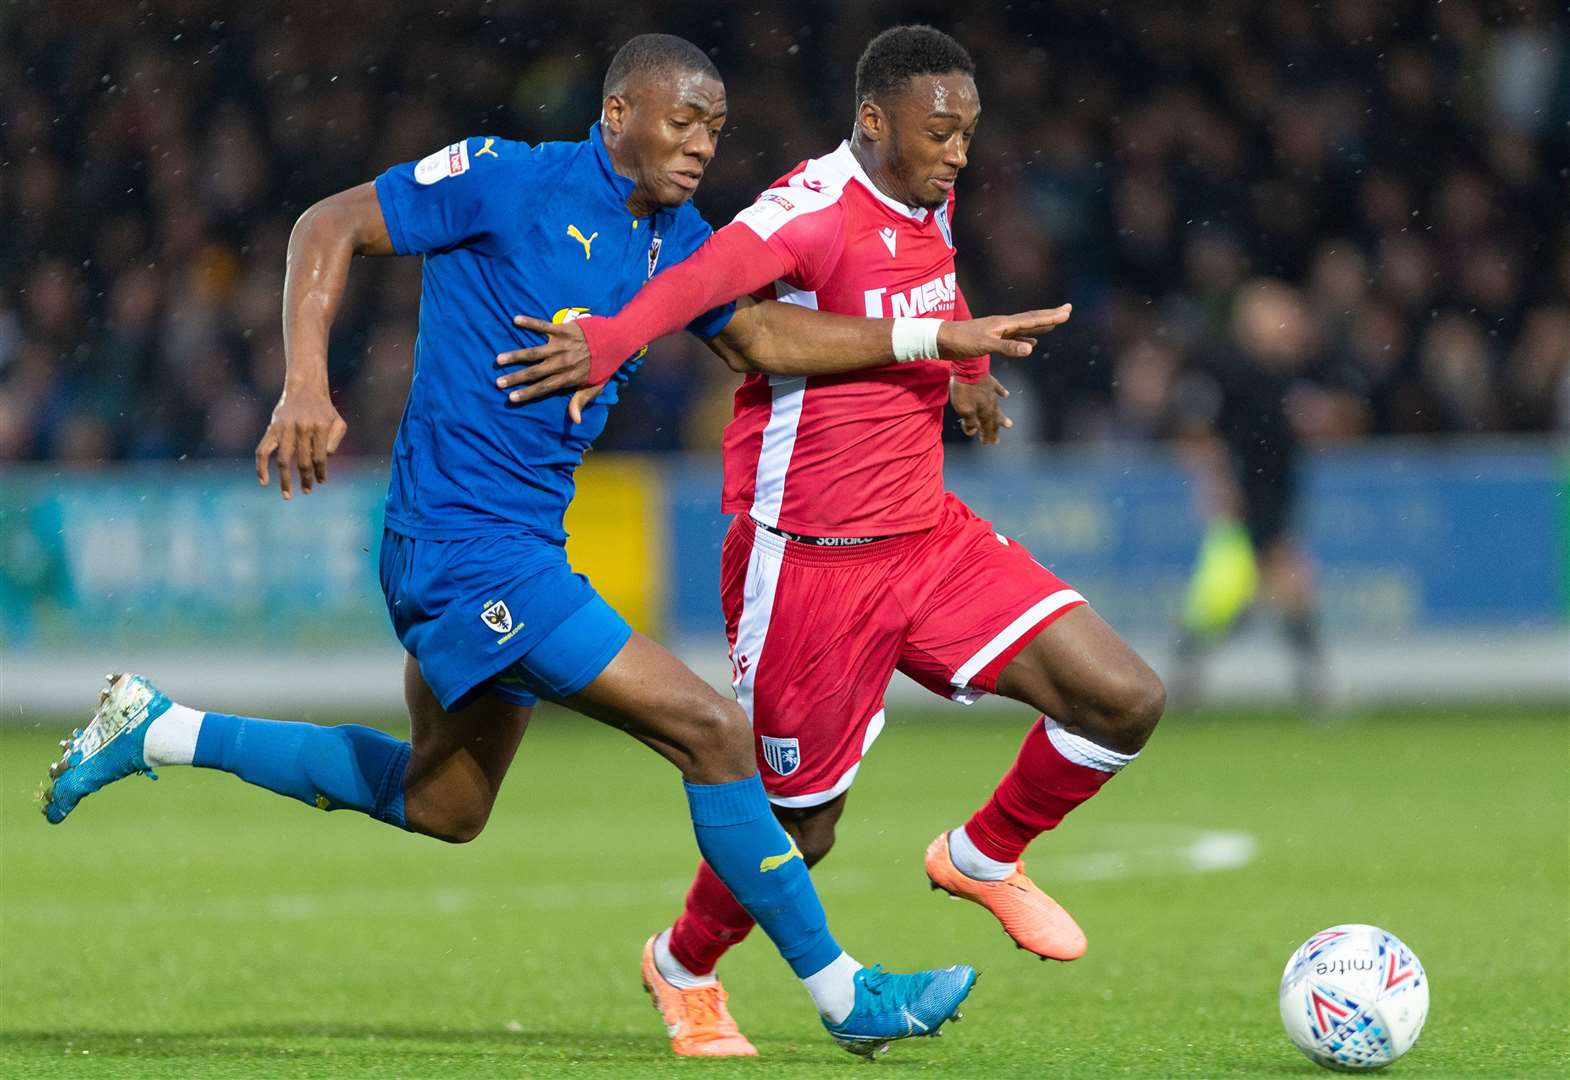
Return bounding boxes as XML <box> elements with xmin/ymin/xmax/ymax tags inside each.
<box><xmin>2</xmin><ymin>703</ymin><xmax>1566</xmax><ymax>1078</ymax></box>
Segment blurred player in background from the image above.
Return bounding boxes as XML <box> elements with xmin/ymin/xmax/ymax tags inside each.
<box><xmin>499</xmin><ymin>25</ymin><xmax>1162</xmax><ymax>1057</ymax></box>
<box><xmin>35</xmin><ymin>32</ymin><xmax>1074</xmax><ymax>1057</ymax></box>
<box><xmin>1169</xmin><ymin>279</ymin><xmax>1337</xmax><ymax>712</ymax></box>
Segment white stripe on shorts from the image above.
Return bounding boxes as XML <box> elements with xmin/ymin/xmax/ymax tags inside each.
<box><xmin>731</xmin><ymin>527</ymin><xmax>785</xmax><ymax>724</ymax></box>
<box><xmin>948</xmin><ymin>589</ymin><xmax>1086</xmax><ymax>704</ymax></box>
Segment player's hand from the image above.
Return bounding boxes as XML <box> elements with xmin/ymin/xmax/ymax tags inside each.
<box><xmin>567</xmin><ymin>383</ymin><xmax>605</xmax><ymax>425</ymax></box>
<box><xmin>496</xmin><ymin>315</ymin><xmax>593</xmax><ymax>403</ymax></box>
<box><xmin>254</xmin><ymin>383</ymin><xmax>347</xmax><ymax>500</ymax></box>
<box><xmin>937</xmin><ymin>304</ymin><xmax>1070</xmax><ymax>360</ymax></box>
<box><xmin>950</xmin><ymin>374</ymin><xmax>1012</xmax><ymax>445</ymax></box>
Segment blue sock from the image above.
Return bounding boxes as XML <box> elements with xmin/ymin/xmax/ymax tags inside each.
<box><xmin>193</xmin><ymin>714</ymin><xmax>411</xmax><ymax>829</ymax></box>
<box><xmin>683</xmin><ymin>774</ymin><xmax>841</xmax><ymax>978</ymax></box>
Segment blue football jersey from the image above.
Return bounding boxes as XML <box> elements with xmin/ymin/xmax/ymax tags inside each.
<box><xmin>373</xmin><ymin>124</ymin><xmax>733</xmax><ymax>541</ymax></box>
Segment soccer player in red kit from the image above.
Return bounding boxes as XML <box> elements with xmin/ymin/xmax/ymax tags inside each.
<box><xmin>500</xmin><ymin>25</ymin><xmax>1166</xmax><ymax>1057</ymax></box>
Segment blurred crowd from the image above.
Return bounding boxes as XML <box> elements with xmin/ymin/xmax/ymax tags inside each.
<box><xmin>2</xmin><ymin>0</ymin><xmax>1567</xmax><ymax>461</ymax></box>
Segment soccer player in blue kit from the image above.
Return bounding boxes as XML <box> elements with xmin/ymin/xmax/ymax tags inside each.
<box><xmin>39</xmin><ymin>34</ymin><xmax>1064</xmax><ymax>1056</ymax></box>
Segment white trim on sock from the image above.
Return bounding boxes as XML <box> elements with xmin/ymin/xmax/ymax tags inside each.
<box><xmin>653</xmin><ymin>928</ymin><xmax>717</xmax><ymax>989</ymax></box>
<box><xmin>142</xmin><ymin>703</ymin><xmax>203</xmax><ymax>767</ymax></box>
<box><xmin>802</xmin><ymin>951</ymin><xmax>861</xmax><ymax>1023</ymax></box>
<box><xmin>1042</xmin><ymin>716</ymin><xmax>1138</xmax><ymax>773</ymax></box>
<box><xmin>947</xmin><ymin>825</ymin><xmax>1016</xmax><ymax>881</ymax></box>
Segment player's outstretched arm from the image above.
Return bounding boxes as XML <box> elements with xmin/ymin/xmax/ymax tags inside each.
<box><xmin>257</xmin><ymin>183</ymin><xmax>394</xmax><ymax>500</ymax></box>
<box><xmin>495</xmin><ymin>299</ymin><xmax>1069</xmax><ymax>397</ymax></box>
<box><xmin>703</xmin><ymin>297</ymin><xmax>1072</xmax><ymax>375</ymax></box>
<box><xmin>488</xmin><ymin>223</ymin><xmax>787</xmax><ymax>409</ymax></box>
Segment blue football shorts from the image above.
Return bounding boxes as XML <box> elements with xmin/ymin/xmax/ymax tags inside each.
<box><xmin>378</xmin><ymin>528</ymin><xmax>632</xmax><ymax>710</ymax></box>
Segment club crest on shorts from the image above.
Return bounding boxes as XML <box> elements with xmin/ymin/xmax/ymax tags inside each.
<box><xmin>761</xmin><ymin>735</ymin><xmax>801</xmax><ymax>776</ymax></box>
<box><xmin>479</xmin><ymin>598</ymin><xmax>513</xmax><ymax>635</ymax></box>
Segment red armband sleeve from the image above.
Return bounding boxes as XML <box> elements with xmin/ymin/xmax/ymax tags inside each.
<box><xmin>578</xmin><ymin>223</ymin><xmax>790</xmax><ymax>385</ymax></box>
<box><xmin>950</xmin><ymin>287</ymin><xmax>991</xmax><ymax>384</ymax></box>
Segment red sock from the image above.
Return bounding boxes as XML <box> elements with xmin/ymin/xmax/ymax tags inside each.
<box><xmin>667</xmin><ymin>860</ymin><xmax>757</xmax><ymax>976</ymax></box>
<box><xmin>964</xmin><ymin>716</ymin><xmax>1135</xmax><ymax>864</ymax></box>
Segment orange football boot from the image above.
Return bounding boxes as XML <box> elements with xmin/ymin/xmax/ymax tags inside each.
<box><xmin>924</xmin><ymin>831</ymin><xmax>1088</xmax><ymax>961</ymax></box>
<box><xmin>640</xmin><ymin>934</ymin><xmax>758</xmax><ymax>1057</ymax></box>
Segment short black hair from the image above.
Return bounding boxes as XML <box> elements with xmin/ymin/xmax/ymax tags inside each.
<box><xmin>854</xmin><ymin>25</ymin><xmax>975</xmax><ymax>106</ymax></box>
<box><xmin>603</xmin><ymin>33</ymin><xmax>720</xmax><ymax>99</ymax></box>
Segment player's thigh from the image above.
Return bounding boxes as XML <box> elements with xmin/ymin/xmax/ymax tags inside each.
<box><xmin>562</xmin><ymin>630</ymin><xmax>754</xmax><ymax>783</ymax></box>
<box><xmin>404</xmin><ymin>654</ymin><xmax>532</xmax><ymax>804</ymax></box>
<box><xmin>896</xmin><ymin>494</ymin><xmax>1088</xmax><ymax>706</ymax></box>
<box><xmin>994</xmin><ymin>606</ymin><xmax>1165</xmax><ymax>752</ymax></box>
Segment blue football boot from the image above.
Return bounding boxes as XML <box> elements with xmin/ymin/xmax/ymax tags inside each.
<box><xmin>822</xmin><ymin>963</ymin><xmax>978</xmax><ymax>1056</ymax></box>
<box><xmin>40</xmin><ymin>673</ymin><xmax>170</xmax><ymax>824</ymax></box>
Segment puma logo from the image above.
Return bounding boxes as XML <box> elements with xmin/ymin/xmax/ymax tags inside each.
<box><xmin>759</xmin><ymin>835</ymin><xmax>803</xmax><ymax>873</ymax></box>
<box><xmin>567</xmin><ymin>224</ymin><xmax>598</xmax><ymax>260</ymax></box>
<box><xmin>475</xmin><ymin>137</ymin><xmax>499</xmax><ymax>158</ymax></box>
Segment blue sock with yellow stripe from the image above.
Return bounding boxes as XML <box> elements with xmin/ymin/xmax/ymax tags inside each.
<box><xmin>682</xmin><ymin>773</ymin><xmax>841</xmax><ymax>978</ymax></box>
<box><xmin>193</xmin><ymin>714</ymin><xmax>410</xmax><ymax>829</ymax></box>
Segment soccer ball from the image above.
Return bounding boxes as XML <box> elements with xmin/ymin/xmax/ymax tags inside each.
<box><xmin>1279</xmin><ymin>924</ymin><xmax>1429</xmax><ymax>1071</ymax></box>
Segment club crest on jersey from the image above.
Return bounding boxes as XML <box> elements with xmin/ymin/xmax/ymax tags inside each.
<box><xmin>414</xmin><ymin>141</ymin><xmax>471</xmax><ymax>185</ymax></box>
<box><xmin>480</xmin><ymin>599</ymin><xmax>513</xmax><ymax>635</ymax></box>
<box><xmin>761</xmin><ymin>736</ymin><xmax>801</xmax><ymax>776</ymax></box>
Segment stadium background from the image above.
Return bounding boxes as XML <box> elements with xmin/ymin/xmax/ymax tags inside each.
<box><xmin>2</xmin><ymin>4</ymin><xmax>1568</xmax><ymax>1078</ymax></box>
<box><xmin>2</xmin><ymin>0</ymin><xmax>1566</xmax><ymax>707</ymax></box>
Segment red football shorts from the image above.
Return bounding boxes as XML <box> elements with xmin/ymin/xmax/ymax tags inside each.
<box><xmin>722</xmin><ymin>491</ymin><xmax>1087</xmax><ymax>806</ymax></box>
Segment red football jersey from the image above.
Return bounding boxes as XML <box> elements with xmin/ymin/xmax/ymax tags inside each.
<box><xmin>722</xmin><ymin>142</ymin><xmax>975</xmax><ymax>538</ymax></box>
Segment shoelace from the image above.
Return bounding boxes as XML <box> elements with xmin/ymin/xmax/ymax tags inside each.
<box><xmin>858</xmin><ymin>963</ymin><xmax>891</xmax><ymax>997</ymax></box>
<box><xmin>686</xmin><ymin>985</ymin><xmax>739</xmax><ymax>1035</ymax></box>
<box><xmin>856</xmin><ymin>963</ymin><xmax>932</xmax><ymax>1012</ymax></box>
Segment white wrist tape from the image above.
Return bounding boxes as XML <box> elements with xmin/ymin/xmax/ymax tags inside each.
<box><xmin>892</xmin><ymin>317</ymin><xmax>943</xmax><ymax>362</ymax></box>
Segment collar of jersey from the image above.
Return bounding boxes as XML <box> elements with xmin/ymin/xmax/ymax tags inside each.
<box><xmin>832</xmin><ymin>140</ymin><xmax>930</xmax><ymax>222</ymax></box>
<box><xmin>588</xmin><ymin>122</ymin><xmax>677</xmax><ymax>233</ymax></box>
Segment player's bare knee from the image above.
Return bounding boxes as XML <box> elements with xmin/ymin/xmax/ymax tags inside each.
<box><xmin>1103</xmin><ymin>669</ymin><xmax>1166</xmax><ymax>750</ymax></box>
<box><xmin>681</xmin><ymin>694</ymin><xmax>754</xmax><ymax>779</ymax></box>
<box><xmin>798</xmin><ymin>826</ymin><xmax>836</xmax><ymax>866</ymax></box>
<box><xmin>1066</xmin><ymin>667</ymin><xmax>1165</xmax><ymax>754</ymax></box>
<box><xmin>776</xmin><ymin>814</ymin><xmax>836</xmax><ymax>865</ymax></box>
<box><xmin>774</xmin><ymin>797</ymin><xmax>843</xmax><ymax>865</ymax></box>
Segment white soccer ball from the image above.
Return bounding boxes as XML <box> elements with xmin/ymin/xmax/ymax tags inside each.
<box><xmin>1279</xmin><ymin>924</ymin><xmax>1429</xmax><ymax>1071</ymax></box>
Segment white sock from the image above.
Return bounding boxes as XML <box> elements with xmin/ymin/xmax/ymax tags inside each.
<box><xmin>142</xmin><ymin>703</ymin><xmax>204</xmax><ymax>767</ymax></box>
<box><xmin>802</xmin><ymin>951</ymin><xmax>862</xmax><ymax>1023</ymax></box>
<box><xmin>653</xmin><ymin>928</ymin><xmax>717</xmax><ymax>989</ymax></box>
<box><xmin>947</xmin><ymin>825</ymin><xmax>1016</xmax><ymax>881</ymax></box>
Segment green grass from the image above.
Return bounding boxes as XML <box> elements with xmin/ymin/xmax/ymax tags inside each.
<box><xmin>2</xmin><ymin>705</ymin><xmax>1566</xmax><ymax>1078</ymax></box>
